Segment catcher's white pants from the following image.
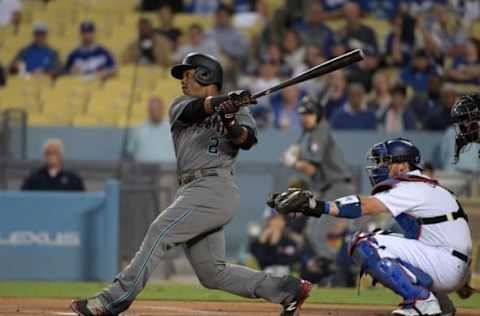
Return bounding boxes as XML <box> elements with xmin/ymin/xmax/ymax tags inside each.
<box><xmin>372</xmin><ymin>234</ymin><xmax>470</xmax><ymax>292</ymax></box>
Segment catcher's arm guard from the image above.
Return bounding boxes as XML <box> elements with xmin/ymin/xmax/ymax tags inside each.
<box><xmin>267</xmin><ymin>189</ymin><xmax>325</xmax><ymax>217</ymax></box>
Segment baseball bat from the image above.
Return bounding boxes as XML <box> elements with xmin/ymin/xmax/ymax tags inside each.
<box><xmin>252</xmin><ymin>49</ymin><xmax>364</xmax><ymax>99</ymax></box>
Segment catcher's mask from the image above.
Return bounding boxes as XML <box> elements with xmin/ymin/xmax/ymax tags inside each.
<box><xmin>451</xmin><ymin>94</ymin><xmax>480</xmax><ymax>162</ymax></box>
<box><xmin>366</xmin><ymin>137</ymin><xmax>421</xmax><ymax>186</ymax></box>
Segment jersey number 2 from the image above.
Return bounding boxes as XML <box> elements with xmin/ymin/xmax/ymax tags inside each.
<box><xmin>207</xmin><ymin>136</ymin><xmax>220</xmax><ymax>155</ymax></box>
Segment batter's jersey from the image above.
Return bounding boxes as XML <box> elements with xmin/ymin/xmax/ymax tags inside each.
<box><xmin>298</xmin><ymin>120</ymin><xmax>351</xmax><ymax>191</ymax></box>
<box><xmin>373</xmin><ymin>170</ymin><xmax>472</xmax><ymax>255</ymax></box>
<box><xmin>169</xmin><ymin>96</ymin><xmax>257</xmax><ymax>174</ymax></box>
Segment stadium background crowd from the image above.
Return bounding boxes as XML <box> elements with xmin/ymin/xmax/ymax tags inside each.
<box><xmin>1</xmin><ymin>0</ymin><xmax>480</xmax><ymax>287</ymax></box>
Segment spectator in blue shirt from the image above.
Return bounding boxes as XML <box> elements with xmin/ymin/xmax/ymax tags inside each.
<box><xmin>294</xmin><ymin>2</ymin><xmax>335</xmax><ymax>57</ymax></box>
<box><xmin>379</xmin><ymin>84</ymin><xmax>417</xmax><ymax>133</ymax></box>
<box><xmin>400</xmin><ymin>49</ymin><xmax>439</xmax><ymax>94</ymax></box>
<box><xmin>9</xmin><ymin>22</ymin><xmax>60</xmax><ymax>76</ymax></box>
<box><xmin>319</xmin><ymin>69</ymin><xmax>348</xmax><ymax>120</ymax></box>
<box><xmin>447</xmin><ymin>38</ymin><xmax>480</xmax><ymax>85</ymax></box>
<box><xmin>271</xmin><ymin>86</ymin><xmax>304</xmax><ymax>132</ymax></box>
<box><xmin>331</xmin><ymin>83</ymin><xmax>376</xmax><ymax>130</ymax></box>
<box><xmin>65</xmin><ymin>21</ymin><xmax>116</xmax><ymax>79</ymax></box>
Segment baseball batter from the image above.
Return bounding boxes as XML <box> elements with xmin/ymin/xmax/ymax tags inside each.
<box><xmin>70</xmin><ymin>52</ymin><xmax>311</xmax><ymax>316</ymax></box>
<box><xmin>269</xmin><ymin>137</ymin><xmax>472</xmax><ymax>316</ymax></box>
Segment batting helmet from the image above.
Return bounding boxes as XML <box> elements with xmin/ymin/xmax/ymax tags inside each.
<box><xmin>298</xmin><ymin>96</ymin><xmax>324</xmax><ymax>121</ymax></box>
<box><xmin>366</xmin><ymin>137</ymin><xmax>421</xmax><ymax>185</ymax></box>
<box><xmin>451</xmin><ymin>94</ymin><xmax>480</xmax><ymax>162</ymax></box>
<box><xmin>171</xmin><ymin>53</ymin><xmax>223</xmax><ymax>90</ymax></box>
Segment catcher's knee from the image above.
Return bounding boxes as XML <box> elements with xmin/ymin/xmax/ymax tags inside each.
<box><xmin>196</xmin><ymin>262</ymin><xmax>228</xmax><ymax>290</ymax></box>
<box><xmin>348</xmin><ymin>232</ymin><xmax>380</xmax><ymax>268</ymax></box>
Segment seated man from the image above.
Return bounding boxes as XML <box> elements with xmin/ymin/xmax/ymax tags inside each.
<box><xmin>269</xmin><ymin>137</ymin><xmax>472</xmax><ymax>316</ymax></box>
<box><xmin>21</xmin><ymin>138</ymin><xmax>85</xmax><ymax>191</ymax></box>
<box><xmin>64</xmin><ymin>21</ymin><xmax>116</xmax><ymax>79</ymax></box>
<box><xmin>9</xmin><ymin>22</ymin><xmax>60</xmax><ymax>76</ymax></box>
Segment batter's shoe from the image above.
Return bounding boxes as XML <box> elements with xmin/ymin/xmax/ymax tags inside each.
<box><xmin>70</xmin><ymin>298</ymin><xmax>116</xmax><ymax>316</ymax></box>
<box><xmin>280</xmin><ymin>279</ymin><xmax>312</xmax><ymax>316</ymax></box>
<box><xmin>392</xmin><ymin>293</ymin><xmax>442</xmax><ymax>316</ymax></box>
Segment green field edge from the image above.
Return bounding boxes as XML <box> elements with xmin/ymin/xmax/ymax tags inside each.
<box><xmin>0</xmin><ymin>281</ymin><xmax>479</xmax><ymax>309</ymax></box>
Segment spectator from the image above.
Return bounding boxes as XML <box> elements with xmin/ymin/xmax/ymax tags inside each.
<box><xmin>259</xmin><ymin>43</ymin><xmax>292</xmax><ymax>77</ymax></box>
<box><xmin>409</xmin><ymin>75</ymin><xmax>443</xmax><ymax>126</ymax></box>
<box><xmin>64</xmin><ymin>21</ymin><xmax>116</xmax><ymax>79</ymax></box>
<box><xmin>320</xmin><ymin>0</ymin><xmax>371</xmax><ymax>15</ymax></box>
<box><xmin>186</xmin><ymin>0</ymin><xmax>218</xmax><ymax>15</ymax></box>
<box><xmin>450</xmin><ymin>0</ymin><xmax>480</xmax><ymax>26</ymax></box>
<box><xmin>281</xmin><ymin>29</ymin><xmax>305</xmax><ymax>71</ymax></box>
<box><xmin>127</xmin><ymin>96</ymin><xmax>175</xmax><ymax>162</ymax></box>
<box><xmin>247</xmin><ymin>61</ymin><xmax>280</xmax><ymax>128</ymax></box>
<box><xmin>139</xmin><ymin>0</ymin><xmax>184</xmax><ymax>12</ymax></box>
<box><xmin>0</xmin><ymin>63</ymin><xmax>6</xmax><ymax>86</ymax></box>
<box><xmin>423</xmin><ymin>83</ymin><xmax>457</xmax><ymax>130</ymax></box>
<box><xmin>294</xmin><ymin>45</ymin><xmax>326</xmax><ymax>96</ymax></box>
<box><xmin>173</xmin><ymin>24</ymin><xmax>220</xmax><ymax>62</ymax></box>
<box><xmin>123</xmin><ymin>18</ymin><xmax>172</xmax><ymax>66</ymax></box>
<box><xmin>400</xmin><ymin>49</ymin><xmax>439</xmax><ymax>94</ymax></box>
<box><xmin>338</xmin><ymin>1</ymin><xmax>378</xmax><ymax>56</ymax></box>
<box><xmin>383</xmin><ymin>11</ymin><xmax>416</xmax><ymax>67</ymax></box>
<box><xmin>294</xmin><ymin>1</ymin><xmax>335</xmax><ymax>57</ymax></box>
<box><xmin>421</xmin><ymin>4</ymin><xmax>467</xmax><ymax>58</ymax></box>
<box><xmin>9</xmin><ymin>23</ymin><xmax>60</xmax><ymax>76</ymax></box>
<box><xmin>271</xmin><ymin>86</ymin><xmax>303</xmax><ymax>131</ymax></box>
<box><xmin>331</xmin><ymin>83</ymin><xmax>376</xmax><ymax>130</ymax></box>
<box><xmin>0</xmin><ymin>0</ymin><xmax>21</xmax><ymax>26</ymax></box>
<box><xmin>156</xmin><ymin>4</ymin><xmax>182</xmax><ymax>49</ymax></box>
<box><xmin>21</xmin><ymin>139</ymin><xmax>85</xmax><ymax>191</ymax></box>
<box><xmin>447</xmin><ymin>38</ymin><xmax>480</xmax><ymax>85</ymax></box>
<box><xmin>367</xmin><ymin>71</ymin><xmax>392</xmax><ymax>120</ymax></box>
<box><xmin>379</xmin><ymin>84</ymin><xmax>417</xmax><ymax>132</ymax></box>
<box><xmin>318</xmin><ymin>69</ymin><xmax>348</xmax><ymax>120</ymax></box>
<box><xmin>207</xmin><ymin>4</ymin><xmax>250</xmax><ymax>61</ymax></box>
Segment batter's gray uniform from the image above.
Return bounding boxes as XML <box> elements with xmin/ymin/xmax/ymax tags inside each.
<box><xmin>297</xmin><ymin>120</ymin><xmax>354</xmax><ymax>260</ymax></box>
<box><xmin>97</xmin><ymin>96</ymin><xmax>296</xmax><ymax>314</ymax></box>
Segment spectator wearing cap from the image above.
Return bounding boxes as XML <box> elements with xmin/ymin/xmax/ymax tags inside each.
<box><xmin>173</xmin><ymin>23</ymin><xmax>220</xmax><ymax>63</ymax></box>
<box><xmin>399</xmin><ymin>49</ymin><xmax>439</xmax><ymax>94</ymax></box>
<box><xmin>282</xmin><ymin>30</ymin><xmax>305</xmax><ymax>71</ymax></box>
<box><xmin>383</xmin><ymin>10</ymin><xmax>416</xmax><ymax>68</ymax></box>
<box><xmin>156</xmin><ymin>4</ymin><xmax>182</xmax><ymax>49</ymax></box>
<box><xmin>207</xmin><ymin>4</ymin><xmax>250</xmax><ymax>61</ymax></box>
<box><xmin>423</xmin><ymin>83</ymin><xmax>457</xmax><ymax>131</ymax></box>
<box><xmin>271</xmin><ymin>86</ymin><xmax>303</xmax><ymax>132</ymax></box>
<box><xmin>21</xmin><ymin>139</ymin><xmax>85</xmax><ymax>191</ymax></box>
<box><xmin>64</xmin><ymin>21</ymin><xmax>116</xmax><ymax>79</ymax></box>
<box><xmin>294</xmin><ymin>2</ymin><xmax>335</xmax><ymax>57</ymax></box>
<box><xmin>123</xmin><ymin>18</ymin><xmax>172</xmax><ymax>66</ymax></box>
<box><xmin>379</xmin><ymin>84</ymin><xmax>417</xmax><ymax>133</ymax></box>
<box><xmin>294</xmin><ymin>45</ymin><xmax>326</xmax><ymax>97</ymax></box>
<box><xmin>9</xmin><ymin>22</ymin><xmax>60</xmax><ymax>76</ymax></box>
<box><xmin>330</xmin><ymin>83</ymin><xmax>376</xmax><ymax>130</ymax></box>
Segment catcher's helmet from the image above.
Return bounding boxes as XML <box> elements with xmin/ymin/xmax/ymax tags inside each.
<box><xmin>171</xmin><ymin>52</ymin><xmax>223</xmax><ymax>90</ymax></box>
<box><xmin>451</xmin><ymin>94</ymin><xmax>480</xmax><ymax>162</ymax></box>
<box><xmin>366</xmin><ymin>137</ymin><xmax>421</xmax><ymax>185</ymax></box>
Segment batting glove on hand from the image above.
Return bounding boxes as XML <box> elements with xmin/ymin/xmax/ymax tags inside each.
<box><xmin>267</xmin><ymin>189</ymin><xmax>324</xmax><ymax>218</ymax></box>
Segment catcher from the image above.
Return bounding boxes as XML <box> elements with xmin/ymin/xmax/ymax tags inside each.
<box><xmin>269</xmin><ymin>137</ymin><xmax>472</xmax><ymax>316</ymax></box>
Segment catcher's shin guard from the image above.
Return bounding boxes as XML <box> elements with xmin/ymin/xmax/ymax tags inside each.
<box><xmin>350</xmin><ymin>237</ymin><xmax>432</xmax><ymax>302</ymax></box>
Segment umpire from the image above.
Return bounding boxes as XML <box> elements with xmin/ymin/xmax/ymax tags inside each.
<box><xmin>282</xmin><ymin>96</ymin><xmax>355</xmax><ymax>285</ymax></box>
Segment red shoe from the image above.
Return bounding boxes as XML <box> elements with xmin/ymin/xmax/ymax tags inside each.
<box><xmin>280</xmin><ymin>279</ymin><xmax>312</xmax><ymax>316</ymax></box>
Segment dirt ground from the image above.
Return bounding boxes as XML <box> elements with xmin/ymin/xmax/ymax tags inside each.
<box><xmin>1</xmin><ymin>298</ymin><xmax>479</xmax><ymax>316</ymax></box>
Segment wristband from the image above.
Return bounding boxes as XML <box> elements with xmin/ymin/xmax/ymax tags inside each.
<box><xmin>225</xmin><ymin>119</ymin><xmax>243</xmax><ymax>139</ymax></box>
<box><xmin>334</xmin><ymin>195</ymin><xmax>362</xmax><ymax>218</ymax></box>
<box><xmin>208</xmin><ymin>95</ymin><xmax>229</xmax><ymax>113</ymax></box>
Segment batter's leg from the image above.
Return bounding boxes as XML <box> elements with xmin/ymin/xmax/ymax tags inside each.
<box><xmin>183</xmin><ymin>227</ymin><xmax>298</xmax><ymax>304</ymax></box>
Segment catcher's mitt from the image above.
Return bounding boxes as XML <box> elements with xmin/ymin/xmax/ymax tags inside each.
<box><xmin>267</xmin><ymin>188</ymin><xmax>322</xmax><ymax>217</ymax></box>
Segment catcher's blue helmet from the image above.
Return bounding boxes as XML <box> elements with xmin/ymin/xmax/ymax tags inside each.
<box><xmin>366</xmin><ymin>137</ymin><xmax>421</xmax><ymax>185</ymax></box>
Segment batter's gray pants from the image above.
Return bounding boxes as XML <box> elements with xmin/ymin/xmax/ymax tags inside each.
<box><xmin>97</xmin><ymin>173</ymin><xmax>296</xmax><ymax>314</ymax></box>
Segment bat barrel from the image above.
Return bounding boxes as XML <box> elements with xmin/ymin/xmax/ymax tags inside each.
<box><xmin>252</xmin><ymin>49</ymin><xmax>364</xmax><ymax>99</ymax></box>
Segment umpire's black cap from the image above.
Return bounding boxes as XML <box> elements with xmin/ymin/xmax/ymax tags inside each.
<box><xmin>298</xmin><ymin>96</ymin><xmax>318</xmax><ymax>115</ymax></box>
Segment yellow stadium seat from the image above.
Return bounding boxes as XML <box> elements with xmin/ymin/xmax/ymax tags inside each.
<box><xmin>173</xmin><ymin>14</ymin><xmax>213</xmax><ymax>32</ymax></box>
<box><xmin>73</xmin><ymin>114</ymin><xmax>102</xmax><ymax>127</ymax></box>
<box><xmin>28</xmin><ymin>113</ymin><xmax>56</xmax><ymax>126</ymax></box>
<box><xmin>116</xmin><ymin>115</ymin><xmax>146</xmax><ymax>128</ymax></box>
<box><xmin>364</xmin><ymin>17</ymin><xmax>390</xmax><ymax>50</ymax></box>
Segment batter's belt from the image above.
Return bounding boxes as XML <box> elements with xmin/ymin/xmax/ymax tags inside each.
<box><xmin>178</xmin><ymin>168</ymin><xmax>233</xmax><ymax>186</ymax></box>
